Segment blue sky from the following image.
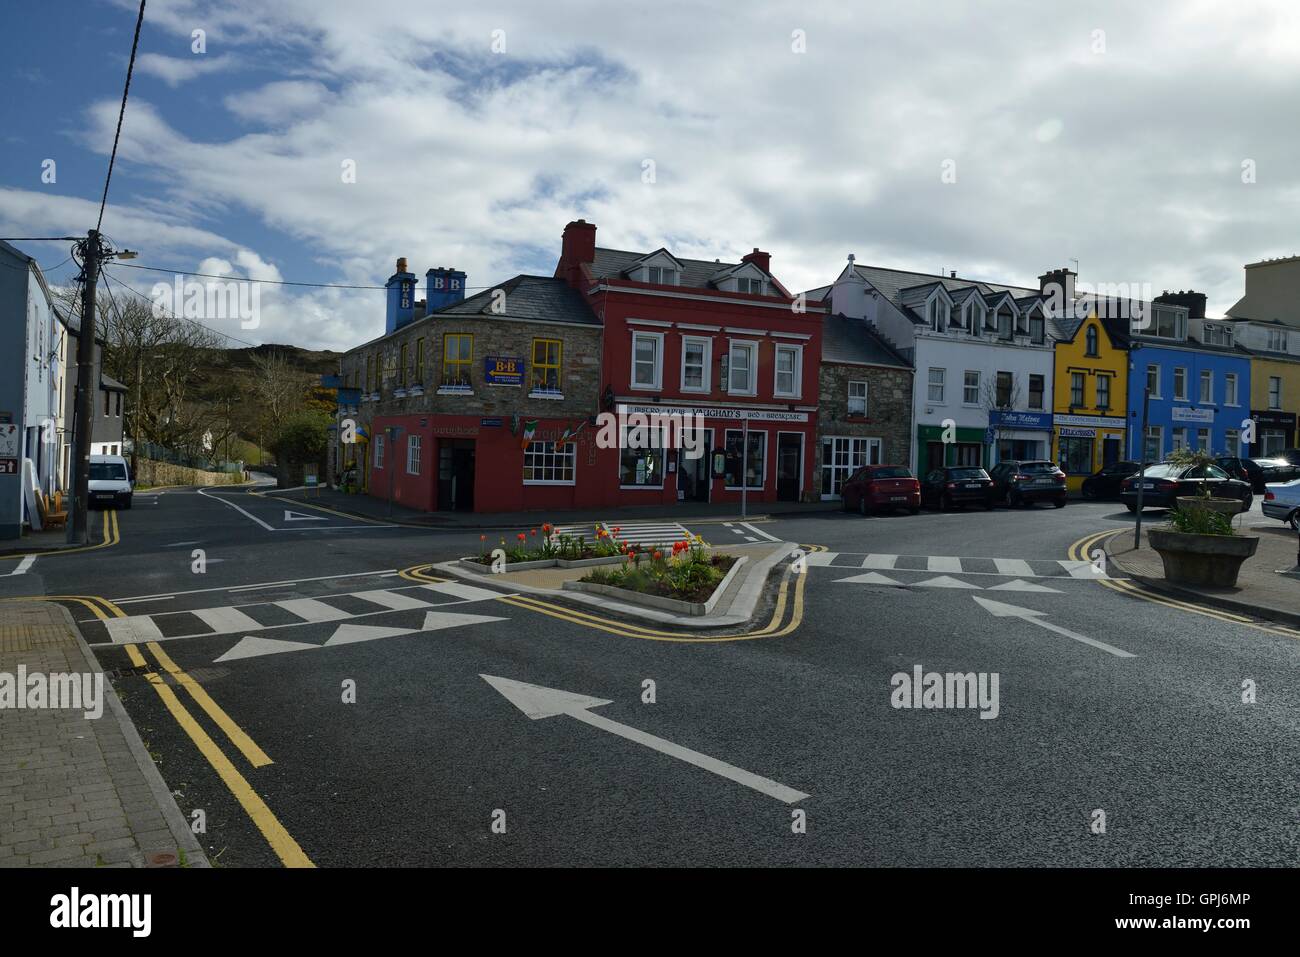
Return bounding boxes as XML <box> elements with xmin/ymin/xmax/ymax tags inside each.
<box><xmin>3</xmin><ymin>0</ymin><xmax>1300</xmax><ymax>350</ymax></box>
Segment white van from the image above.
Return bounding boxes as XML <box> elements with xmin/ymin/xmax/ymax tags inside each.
<box><xmin>88</xmin><ymin>454</ymin><xmax>133</xmax><ymax>509</ymax></box>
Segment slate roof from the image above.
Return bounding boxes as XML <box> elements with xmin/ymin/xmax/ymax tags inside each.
<box><xmin>1051</xmin><ymin>312</ymin><xmax>1132</xmax><ymax>350</ymax></box>
<box><xmin>436</xmin><ymin>274</ymin><xmax>598</xmax><ymax>324</ymax></box>
<box><xmin>822</xmin><ymin>313</ymin><xmax>911</xmax><ymax>368</ymax></box>
<box><xmin>849</xmin><ymin>264</ymin><xmax>1039</xmax><ymax>314</ymax></box>
<box><xmin>590</xmin><ymin>247</ymin><xmax>754</xmax><ymax>289</ymax></box>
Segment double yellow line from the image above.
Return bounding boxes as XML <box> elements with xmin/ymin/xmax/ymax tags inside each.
<box><xmin>0</xmin><ymin>508</ymin><xmax>119</xmax><ymax>561</ymax></box>
<box><xmin>1070</xmin><ymin>529</ymin><xmax>1300</xmax><ymax>639</ymax></box>
<box><xmin>400</xmin><ymin>544</ymin><xmax>820</xmax><ymax>642</ymax></box>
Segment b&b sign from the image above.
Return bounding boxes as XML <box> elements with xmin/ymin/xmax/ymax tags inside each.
<box><xmin>485</xmin><ymin>355</ymin><xmax>523</xmax><ymax>386</ymax></box>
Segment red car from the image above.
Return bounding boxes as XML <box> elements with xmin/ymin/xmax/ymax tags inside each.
<box><xmin>841</xmin><ymin>465</ymin><xmax>921</xmax><ymax>516</ymax></box>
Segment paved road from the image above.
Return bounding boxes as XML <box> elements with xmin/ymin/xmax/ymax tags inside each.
<box><xmin>3</xmin><ymin>486</ymin><xmax>1297</xmax><ymax>867</ymax></box>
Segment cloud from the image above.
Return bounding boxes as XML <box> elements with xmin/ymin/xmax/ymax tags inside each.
<box><xmin>135</xmin><ymin>52</ymin><xmax>238</xmax><ymax>87</ymax></box>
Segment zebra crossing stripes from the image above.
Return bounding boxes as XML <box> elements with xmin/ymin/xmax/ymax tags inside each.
<box><xmin>554</xmin><ymin>522</ymin><xmax>695</xmax><ymax>547</ymax></box>
<box><xmin>803</xmin><ymin>552</ymin><xmax>1112</xmax><ymax>580</ymax></box>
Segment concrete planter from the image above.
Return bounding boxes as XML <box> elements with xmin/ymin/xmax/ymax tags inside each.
<box><xmin>458</xmin><ymin>557</ymin><xmax>556</xmax><ymax>574</ymax></box>
<box><xmin>1175</xmin><ymin>496</ymin><xmax>1245</xmax><ymax>516</ymax></box>
<box><xmin>556</xmin><ymin>555</ymin><xmax>627</xmax><ymax>569</ymax></box>
<box><xmin>562</xmin><ymin>556</ymin><xmax>748</xmax><ymax>617</ymax></box>
<box><xmin>1147</xmin><ymin>528</ymin><xmax>1260</xmax><ymax>587</ymax></box>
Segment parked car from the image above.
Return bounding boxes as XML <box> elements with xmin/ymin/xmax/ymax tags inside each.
<box><xmin>1262</xmin><ymin>478</ymin><xmax>1300</xmax><ymax>530</ymax></box>
<box><xmin>920</xmin><ymin>466</ymin><xmax>995</xmax><ymax>510</ymax></box>
<box><xmin>988</xmin><ymin>460</ymin><xmax>1067</xmax><ymax>508</ymax></box>
<box><xmin>1277</xmin><ymin>449</ymin><xmax>1300</xmax><ymax>466</ymax></box>
<box><xmin>1080</xmin><ymin>460</ymin><xmax>1140</xmax><ymax>500</ymax></box>
<box><xmin>88</xmin><ymin>453</ymin><xmax>133</xmax><ymax>509</ymax></box>
<box><xmin>841</xmin><ymin>464</ymin><xmax>921</xmax><ymax>515</ymax></box>
<box><xmin>1119</xmin><ymin>462</ymin><xmax>1252</xmax><ymax>512</ymax></box>
<box><xmin>1216</xmin><ymin>456</ymin><xmax>1300</xmax><ymax>493</ymax></box>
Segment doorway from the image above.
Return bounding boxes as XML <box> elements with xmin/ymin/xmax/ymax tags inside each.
<box><xmin>676</xmin><ymin>433</ymin><xmax>711</xmax><ymax>502</ymax></box>
<box><xmin>777</xmin><ymin>433</ymin><xmax>803</xmax><ymax>502</ymax></box>
<box><xmin>437</xmin><ymin>439</ymin><xmax>475</xmax><ymax>511</ymax></box>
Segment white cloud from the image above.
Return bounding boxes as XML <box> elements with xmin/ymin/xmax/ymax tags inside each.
<box><xmin>136</xmin><ymin>52</ymin><xmax>238</xmax><ymax>87</ymax></box>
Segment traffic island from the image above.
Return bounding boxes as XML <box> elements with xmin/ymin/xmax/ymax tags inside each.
<box><xmin>1105</xmin><ymin>526</ymin><xmax>1300</xmax><ymax>629</ymax></box>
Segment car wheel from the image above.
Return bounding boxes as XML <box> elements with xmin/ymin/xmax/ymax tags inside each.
<box><xmin>120</xmin><ymin>495</ymin><xmax>132</xmax><ymax>510</ymax></box>
<box><xmin>1009</xmin><ymin>491</ymin><xmax>1022</xmax><ymax>508</ymax></box>
<box><xmin>1053</xmin><ymin>498</ymin><xmax>1066</xmax><ymax>508</ymax></box>
<box><xmin>1289</xmin><ymin>510</ymin><xmax>1300</xmax><ymax>531</ymax></box>
<box><xmin>859</xmin><ymin>496</ymin><xmax>870</xmax><ymax>517</ymax></box>
<box><xmin>1240</xmin><ymin>493</ymin><xmax>1252</xmax><ymax>513</ymax></box>
<box><xmin>1081</xmin><ymin>484</ymin><xmax>1094</xmax><ymax>500</ymax></box>
<box><xmin>841</xmin><ymin>495</ymin><xmax>850</xmax><ymax>512</ymax></box>
<box><xmin>940</xmin><ymin>493</ymin><xmax>952</xmax><ymax>512</ymax></box>
<box><xmin>909</xmin><ymin>506</ymin><xmax>920</xmax><ymax>516</ymax></box>
<box><xmin>1125</xmin><ymin>504</ymin><xmax>1137</xmax><ymax>513</ymax></box>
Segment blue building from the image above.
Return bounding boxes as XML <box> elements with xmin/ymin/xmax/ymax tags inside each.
<box><xmin>1125</xmin><ymin>292</ymin><xmax>1253</xmax><ymax>461</ymax></box>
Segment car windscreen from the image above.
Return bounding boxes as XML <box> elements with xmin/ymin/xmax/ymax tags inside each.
<box><xmin>948</xmin><ymin>468</ymin><xmax>987</xmax><ymax>480</ymax></box>
<box><xmin>1017</xmin><ymin>462</ymin><xmax>1056</xmax><ymax>474</ymax></box>
<box><xmin>870</xmin><ymin>467</ymin><xmax>912</xmax><ymax>479</ymax></box>
<box><xmin>1141</xmin><ymin>464</ymin><xmax>1180</xmax><ymax>478</ymax></box>
<box><xmin>89</xmin><ymin>463</ymin><xmax>127</xmax><ymax>481</ymax></box>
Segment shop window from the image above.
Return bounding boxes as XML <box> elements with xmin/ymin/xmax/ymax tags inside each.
<box><xmin>442</xmin><ymin>334</ymin><xmax>473</xmax><ymax>388</ymax></box>
<box><xmin>724</xmin><ymin>429</ymin><xmax>766</xmax><ymax>489</ymax></box>
<box><xmin>619</xmin><ymin>439</ymin><xmax>663</xmax><ymax>488</ymax></box>
<box><xmin>1059</xmin><ymin>437</ymin><xmax>1092</xmax><ymax>475</ymax></box>
<box><xmin>524</xmin><ymin>441</ymin><xmax>576</xmax><ymax>485</ymax></box>
<box><xmin>532</xmin><ymin>338</ymin><xmax>562</xmax><ymax>392</ymax></box>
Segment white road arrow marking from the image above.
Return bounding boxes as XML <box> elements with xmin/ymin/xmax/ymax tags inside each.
<box><xmin>216</xmin><ymin>636</ymin><xmax>317</xmax><ymax>662</ymax></box>
<box><xmin>986</xmin><ymin>579</ymin><xmax>1061</xmax><ymax>593</ymax></box>
<box><xmin>5</xmin><ymin>555</ymin><xmax>36</xmax><ymax>576</ymax></box>
<box><xmin>913</xmin><ymin>575</ymin><xmax>981</xmax><ymax>589</ymax></box>
<box><xmin>481</xmin><ymin>674</ymin><xmax>809</xmax><ymax>805</ymax></box>
<box><xmin>325</xmin><ymin>623</ymin><xmax>413</xmax><ymax>645</ymax></box>
<box><xmin>834</xmin><ymin>571</ymin><xmax>903</xmax><ymax>586</ymax></box>
<box><xmin>972</xmin><ymin>597</ymin><xmax>1135</xmax><ymax>658</ymax></box>
<box><xmin>283</xmin><ymin>509</ymin><xmax>328</xmax><ymax>522</ymax></box>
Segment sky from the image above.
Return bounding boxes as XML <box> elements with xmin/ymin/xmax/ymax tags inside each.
<box><xmin>2</xmin><ymin>0</ymin><xmax>1300</xmax><ymax>352</ymax></box>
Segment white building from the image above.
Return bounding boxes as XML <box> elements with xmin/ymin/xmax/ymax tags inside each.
<box><xmin>810</xmin><ymin>258</ymin><xmax>1058</xmax><ymax>476</ymax></box>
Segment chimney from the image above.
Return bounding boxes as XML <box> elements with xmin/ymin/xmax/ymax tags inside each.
<box><xmin>1038</xmin><ymin>266</ymin><xmax>1077</xmax><ymax>319</ymax></box>
<box><xmin>425</xmin><ymin>267</ymin><xmax>467</xmax><ymax>314</ymax></box>
<box><xmin>557</xmin><ymin>219</ymin><xmax>597</xmax><ymax>289</ymax></box>
<box><xmin>1154</xmin><ymin>289</ymin><xmax>1206</xmax><ymax>318</ymax></box>
<box><xmin>950</xmin><ymin>270</ymin><xmax>957</xmax><ymax>279</ymax></box>
<box><xmin>385</xmin><ymin>257</ymin><xmax>417</xmax><ymax>334</ymax></box>
<box><xmin>742</xmin><ymin>247</ymin><xmax>771</xmax><ymax>274</ymax></box>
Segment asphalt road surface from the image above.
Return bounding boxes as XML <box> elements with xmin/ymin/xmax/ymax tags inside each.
<box><xmin>3</xmin><ymin>484</ymin><xmax>1297</xmax><ymax>867</ymax></box>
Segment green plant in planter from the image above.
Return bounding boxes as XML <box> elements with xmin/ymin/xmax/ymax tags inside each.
<box><xmin>1166</xmin><ymin>506</ymin><xmax>1234</xmax><ymax>536</ymax></box>
<box><xmin>1164</xmin><ymin>446</ymin><xmax>1218</xmax><ymax>498</ymax></box>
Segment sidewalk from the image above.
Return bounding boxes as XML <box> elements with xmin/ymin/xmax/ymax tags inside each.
<box><xmin>266</xmin><ymin>484</ymin><xmax>839</xmax><ymax>529</ymax></box>
<box><xmin>0</xmin><ymin>602</ymin><xmax>208</xmax><ymax>868</ymax></box>
<box><xmin>1106</xmin><ymin>524</ymin><xmax>1300</xmax><ymax>629</ymax></box>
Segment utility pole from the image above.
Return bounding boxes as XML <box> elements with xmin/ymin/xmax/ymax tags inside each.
<box><xmin>68</xmin><ymin>230</ymin><xmax>102</xmax><ymax>544</ymax></box>
<box><xmin>1133</xmin><ymin>383</ymin><xmax>1151</xmax><ymax>550</ymax></box>
<box><xmin>131</xmin><ymin>345</ymin><xmax>142</xmax><ymax>478</ymax></box>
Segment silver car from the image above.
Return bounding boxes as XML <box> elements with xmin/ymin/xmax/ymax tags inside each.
<box><xmin>1262</xmin><ymin>478</ymin><xmax>1300</xmax><ymax>530</ymax></box>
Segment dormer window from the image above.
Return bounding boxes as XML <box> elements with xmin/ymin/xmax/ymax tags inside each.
<box><xmin>646</xmin><ymin>266</ymin><xmax>678</xmax><ymax>285</ymax></box>
<box><xmin>1140</xmin><ymin>307</ymin><xmax>1186</xmax><ymax>341</ymax></box>
<box><xmin>927</xmin><ymin>297</ymin><xmax>949</xmax><ymax>331</ymax></box>
<box><xmin>736</xmin><ymin>277</ymin><xmax>764</xmax><ymax>294</ymax></box>
<box><xmin>997</xmin><ymin>308</ymin><xmax>1012</xmax><ymax>339</ymax></box>
<box><xmin>1029</xmin><ymin>314</ymin><xmax>1045</xmax><ymax>344</ymax></box>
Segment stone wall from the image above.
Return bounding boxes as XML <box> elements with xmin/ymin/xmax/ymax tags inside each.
<box><xmin>817</xmin><ymin>363</ymin><xmax>914</xmax><ymax>467</ymax></box>
<box><xmin>135</xmin><ymin>459</ymin><xmax>244</xmax><ymax>488</ymax></box>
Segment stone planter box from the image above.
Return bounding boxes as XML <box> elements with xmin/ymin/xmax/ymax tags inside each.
<box><xmin>459</xmin><ymin>554</ymin><xmax>626</xmax><ymax>574</ymax></box>
<box><xmin>562</xmin><ymin>556</ymin><xmax>749</xmax><ymax>617</ymax></box>
<box><xmin>1175</xmin><ymin>496</ymin><xmax>1245</xmax><ymax>516</ymax></box>
<box><xmin>1147</xmin><ymin>527</ymin><xmax>1260</xmax><ymax>587</ymax></box>
<box><xmin>557</xmin><ymin>555</ymin><xmax>627</xmax><ymax>569</ymax></box>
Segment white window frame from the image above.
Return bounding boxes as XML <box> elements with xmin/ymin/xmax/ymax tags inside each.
<box><xmin>1146</xmin><ymin>364</ymin><xmax>1161</xmax><ymax>399</ymax></box>
<box><xmin>1143</xmin><ymin>425</ymin><xmax>1163</xmax><ymax>461</ymax></box>
<box><xmin>847</xmin><ymin>380</ymin><xmax>867</xmax><ymax>416</ymax></box>
<box><xmin>374</xmin><ymin>434</ymin><xmax>385</xmax><ymax>469</ymax></box>
<box><xmin>1224</xmin><ymin>428</ymin><xmax>1240</xmax><ymax>457</ymax></box>
<box><xmin>523</xmin><ymin>441</ymin><xmax>577</xmax><ymax>486</ymax></box>
<box><xmin>773</xmin><ymin>343</ymin><xmax>802</xmax><ymax>398</ymax></box>
<box><xmin>727</xmin><ymin>339</ymin><xmax>759</xmax><ymax>396</ymax></box>
<box><xmin>1199</xmin><ymin>369</ymin><xmax>1212</xmax><ymax>404</ymax></box>
<box><xmin>680</xmin><ymin>335</ymin><xmax>711</xmax><ymax>393</ymax></box>
<box><xmin>406</xmin><ymin>435</ymin><xmax>422</xmax><ymax>475</ymax></box>
<box><xmin>1267</xmin><ymin>328</ymin><xmax>1288</xmax><ymax>352</ymax></box>
<box><xmin>1171</xmin><ymin>428</ymin><xmax>1188</xmax><ymax>452</ymax></box>
<box><xmin>631</xmin><ymin>330</ymin><xmax>664</xmax><ymax>391</ymax></box>
<box><xmin>1173</xmin><ymin>367</ymin><xmax>1187</xmax><ymax>402</ymax></box>
<box><xmin>927</xmin><ymin>367</ymin><xmax>946</xmax><ymax>404</ymax></box>
<box><xmin>963</xmin><ymin>370</ymin><xmax>980</xmax><ymax>406</ymax></box>
<box><xmin>1224</xmin><ymin>373</ymin><xmax>1239</xmax><ymax>406</ymax></box>
<box><xmin>1196</xmin><ymin>428</ymin><xmax>1211</xmax><ymax>452</ymax></box>
<box><xmin>1096</xmin><ymin>374</ymin><xmax>1111</xmax><ymax>411</ymax></box>
<box><xmin>646</xmin><ymin>266</ymin><xmax>678</xmax><ymax>286</ymax></box>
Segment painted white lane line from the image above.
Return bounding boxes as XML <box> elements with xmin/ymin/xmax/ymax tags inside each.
<box><xmin>105</xmin><ymin>616</ymin><xmax>166</xmax><ymax>645</ymax></box>
<box><xmin>420</xmin><ymin>581</ymin><xmax>509</xmax><ymax>602</ymax></box>
<box><xmin>802</xmin><ymin>552</ymin><xmax>839</xmax><ymax>566</ymax></box>
<box><xmin>197</xmin><ymin>486</ymin><xmax>274</xmax><ymax>531</ymax></box>
<box><xmin>860</xmin><ymin>553</ymin><xmax>899</xmax><ymax>570</ymax></box>
<box><xmin>926</xmin><ymin>556</ymin><xmax>963</xmax><ymax>573</ymax></box>
<box><xmin>1059</xmin><ymin>559</ymin><xmax>1104</xmax><ymax>579</ymax></box>
<box><xmin>973</xmin><ymin>597</ymin><xmax>1136</xmax><ymax>658</ymax></box>
<box><xmin>192</xmin><ymin>606</ymin><xmax>264</xmax><ymax>635</ymax></box>
<box><xmin>993</xmin><ymin>558</ymin><xmax>1035</xmax><ymax>577</ymax></box>
<box><xmin>274</xmin><ymin>598</ymin><xmax>351</xmax><ymax>623</ymax></box>
<box><xmin>7</xmin><ymin>555</ymin><xmax>36</xmax><ymax>576</ymax></box>
<box><xmin>111</xmin><ymin>569</ymin><xmax>401</xmax><ymax>604</ymax></box>
<box><xmin>353</xmin><ymin>589</ymin><xmax>433</xmax><ymax>611</ymax></box>
<box><xmin>482</xmin><ymin>675</ymin><xmax>809</xmax><ymax>805</ymax></box>
<box><xmin>740</xmin><ymin>522</ymin><xmax>781</xmax><ymax>543</ymax></box>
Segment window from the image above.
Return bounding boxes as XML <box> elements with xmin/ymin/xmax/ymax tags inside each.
<box><xmin>997</xmin><ymin>309</ymin><xmax>1012</xmax><ymax>339</ymax></box>
<box><xmin>848</xmin><ymin>380</ymin><xmax>867</xmax><ymax>416</ymax></box>
<box><xmin>728</xmin><ymin>340</ymin><xmax>757</xmax><ymax>395</ymax></box>
<box><xmin>1225</xmin><ymin>373</ymin><xmax>1239</xmax><ymax>405</ymax></box>
<box><xmin>1143</xmin><ymin>308</ymin><xmax>1186</xmax><ymax>340</ymax></box>
<box><xmin>996</xmin><ymin>371</ymin><xmax>1013</xmax><ymax>408</ymax></box>
<box><xmin>398</xmin><ymin>342</ymin><xmax>408</xmax><ymax>386</ymax></box>
<box><xmin>1262</xmin><ymin>429</ymin><xmax>1287</xmax><ymax>456</ymax></box>
<box><xmin>620</xmin><ymin>439</ymin><xmax>664</xmax><ymax>488</ymax></box>
<box><xmin>774</xmin><ymin>344</ymin><xmax>802</xmax><ymax>397</ymax></box>
<box><xmin>1267</xmin><ymin>328</ymin><xmax>1288</xmax><ymax>352</ymax></box>
<box><xmin>442</xmin><ymin>333</ymin><xmax>473</xmax><ymax>387</ymax></box>
<box><xmin>532</xmin><ymin>338</ymin><xmax>562</xmax><ymax>392</ymax></box>
<box><xmin>724</xmin><ymin>429</ymin><xmax>766</xmax><ymax>489</ymax></box>
<box><xmin>927</xmin><ymin>298</ymin><xmax>949</xmax><ymax>331</ymax></box>
<box><xmin>103</xmin><ymin>391</ymin><xmax>110</xmax><ymax>416</ymax></box>
<box><xmin>1196</xmin><ymin>428</ymin><xmax>1211</xmax><ymax>452</ymax></box>
<box><xmin>1202</xmin><ymin>322</ymin><xmax>1233</xmax><ymax>347</ymax></box>
<box><xmin>1224</xmin><ymin>429</ymin><xmax>1240</xmax><ymax>457</ymax></box>
<box><xmin>1058</xmin><ymin>437</ymin><xmax>1093</xmax><ymax>475</ymax></box>
<box><xmin>927</xmin><ymin>367</ymin><xmax>945</xmax><ymax>403</ymax></box>
<box><xmin>1070</xmin><ymin>372</ymin><xmax>1086</xmax><ymax>408</ymax></box>
<box><xmin>736</xmin><ymin>277</ymin><xmax>764</xmax><ymax>294</ymax></box>
<box><xmin>1199</xmin><ymin>370</ymin><xmax>1212</xmax><ymax>404</ymax></box>
<box><xmin>366</xmin><ymin>355</ymin><xmax>375</xmax><ymax>392</ymax></box>
<box><xmin>1025</xmin><ymin>374</ymin><xmax>1043</xmax><ymax>410</ymax></box>
<box><xmin>1173</xmin><ymin>367</ymin><xmax>1187</xmax><ymax>401</ymax></box>
<box><xmin>524</xmin><ymin>441</ymin><xmax>576</xmax><ymax>485</ymax></box>
<box><xmin>1085</xmin><ymin>325</ymin><xmax>1099</xmax><ymax>356</ymax></box>
<box><xmin>1171</xmin><ymin>428</ymin><xmax>1188</xmax><ymax>452</ymax></box>
<box><xmin>646</xmin><ymin>266</ymin><xmax>677</xmax><ymax>285</ymax></box>
<box><xmin>967</xmin><ymin>304</ymin><xmax>982</xmax><ymax>336</ymax></box>
<box><xmin>1143</xmin><ymin>426</ymin><xmax>1162</xmax><ymax>461</ymax></box>
<box><xmin>406</xmin><ymin>435</ymin><xmax>422</xmax><ymax>474</ymax></box>
<box><xmin>374</xmin><ymin>434</ymin><xmax>385</xmax><ymax>468</ymax></box>
<box><xmin>632</xmin><ymin>332</ymin><xmax>663</xmax><ymax>390</ymax></box>
<box><xmin>1269</xmin><ymin>376</ymin><xmax>1282</xmax><ymax>409</ymax></box>
<box><xmin>1096</xmin><ymin>374</ymin><xmax>1111</xmax><ymax>410</ymax></box>
<box><xmin>681</xmin><ymin>336</ymin><xmax>710</xmax><ymax>391</ymax></box>
<box><xmin>415</xmin><ymin>338</ymin><xmax>424</xmax><ymax>381</ymax></box>
<box><xmin>1029</xmin><ymin>314</ymin><xmax>1045</xmax><ymax>344</ymax></box>
<box><xmin>963</xmin><ymin>371</ymin><xmax>980</xmax><ymax>405</ymax></box>
<box><xmin>114</xmin><ymin>392</ymin><xmax>122</xmax><ymax>416</ymax></box>
<box><xmin>1146</xmin><ymin>364</ymin><xmax>1160</xmax><ymax>397</ymax></box>
<box><xmin>821</xmin><ymin>437</ymin><xmax>877</xmax><ymax>496</ymax></box>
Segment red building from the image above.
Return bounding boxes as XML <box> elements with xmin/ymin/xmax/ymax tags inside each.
<box><xmin>557</xmin><ymin>219</ymin><xmax>824</xmax><ymax>508</ymax></box>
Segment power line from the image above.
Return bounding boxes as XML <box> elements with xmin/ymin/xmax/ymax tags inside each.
<box><xmin>112</xmin><ymin>260</ymin><xmax>497</xmax><ymax>291</ymax></box>
<box><xmin>97</xmin><ymin>0</ymin><xmax>147</xmax><ymax>232</ymax></box>
<box><xmin>101</xmin><ymin>266</ymin><xmax>262</xmax><ymax>349</ymax></box>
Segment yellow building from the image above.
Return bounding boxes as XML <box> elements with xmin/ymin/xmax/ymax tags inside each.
<box><xmin>1247</xmin><ymin>354</ymin><xmax>1300</xmax><ymax>453</ymax></box>
<box><xmin>1051</xmin><ymin>313</ymin><xmax>1130</xmax><ymax>492</ymax></box>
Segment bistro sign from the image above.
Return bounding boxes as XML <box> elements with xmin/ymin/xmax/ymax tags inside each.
<box><xmin>619</xmin><ymin>404</ymin><xmax>809</xmax><ymax>423</ymax></box>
